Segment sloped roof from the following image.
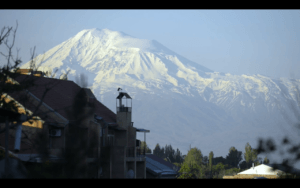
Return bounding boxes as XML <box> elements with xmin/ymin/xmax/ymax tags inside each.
<box><xmin>116</xmin><ymin>92</ymin><xmax>131</xmax><ymax>99</ymax></box>
<box><xmin>83</xmin><ymin>88</ymin><xmax>96</xmax><ymax>99</ymax></box>
<box><xmin>146</xmin><ymin>154</ymin><xmax>179</xmax><ymax>176</ymax></box>
<box><xmin>238</xmin><ymin>164</ymin><xmax>281</xmax><ymax>175</ymax></box>
<box><xmin>265</xmin><ymin>164</ymin><xmax>300</xmax><ymax>175</ymax></box>
<box><xmin>7</xmin><ymin>74</ymin><xmax>117</xmax><ymax>123</ymax></box>
<box><xmin>238</xmin><ymin>164</ymin><xmax>300</xmax><ymax>175</ymax></box>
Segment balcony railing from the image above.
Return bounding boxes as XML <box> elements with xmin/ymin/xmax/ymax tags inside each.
<box><xmin>136</xmin><ymin>148</ymin><xmax>146</xmax><ymax>157</ymax></box>
<box><xmin>126</xmin><ymin>147</ymin><xmax>145</xmax><ymax>158</ymax></box>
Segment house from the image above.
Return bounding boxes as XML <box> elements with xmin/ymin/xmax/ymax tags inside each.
<box><xmin>0</xmin><ymin>72</ymin><xmax>150</xmax><ymax>178</ymax></box>
<box><xmin>0</xmin><ymin>158</ymin><xmax>28</xmax><ymax>178</ymax></box>
<box><xmin>0</xmin><ymin>146</ymin><xmax>28</xmax><ymax>178</ymax></box>
<box><xmin>223</xmin><ymin>163</ymin><xmax>300</xmax><ymax>179</ymax></box>
<box><xmin>145</xmin><ymin>154</ymin><xmax>179</xmax><ymax>179</ymax></box>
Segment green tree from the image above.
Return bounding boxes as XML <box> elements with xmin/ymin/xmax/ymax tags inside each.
<box><xmin>213</xmin><ymin>156</ymin><xmax>226</xmax><ymax>166</ymax></box>
<box><xmin>224</xmin><ymin>167</ymin><xmax>240</xmax><ymax>176</ymax></box>
<box><xmin>226</xmin><ymin>146</ymin><xmax>243</xmax><ymax>168</ymax></box>
<box><xmin>244</xmin><ymin>142</ymin><xmax>258</xmax><ymax>168</ymax></box>
<box><xmin>177</xmin><ymin>163</ymin><xmax>194</xmax><ymax>179</ymax></box>
<box><xmin>140</xmin><ymin>141</ymin><xmax>151</xmax><ymax>154</ymax></box>
<box><xmin>164</xmin><ymin>144</ymin><xmax>175</xmax><ymax>163</ymax></box>
<box><xmin>263</xmin><ymin>156</ymin><xmax>270</xmax><ymax>164</ymax></box>
<box><xmin>203</xmin><ymin>156</ymin><xmax>208</xmax><ymax>165</ymax></box>
<box><xmin>160</xmin><ymin>147</ymin><xmax>165</xmax><ymax>159</ymax></box>
<box><xmin>173</xmin><ymin>162</ymin><xmax>181</xmax><ymax>168</ymax></box>
<box><xmin>208</xmin><ymin>151</ymin><xmax>214</xmax><ymax>178</ymax></box>
<box><xmin>212</xmin><ymin>162</ymin><xmax>228</xmax><ymax>179</ymax></box>
<box><xmin>184</xmin><ymin>147</ymin><xmax>203</xmax><ymax>167</ymax></box>
<box><xmin>181</xmin><ymin>147</ymin><xmax>204</xmax><ymax>178</ymax></box>
<box><xmin>174</xmin><ymin>148</ymin><xmax>184</xmax><ymax>164</ymax></box>
<box><xmin>153</xmin><ymin>143</ymin><xmax>161</xmax><ymax>157</ymax></box>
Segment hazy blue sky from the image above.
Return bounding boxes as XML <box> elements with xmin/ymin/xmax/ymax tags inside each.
<box><xmin>1</xmin><ymin>10</ymin><xmax>300</xmax><ymax>79</ymax></box>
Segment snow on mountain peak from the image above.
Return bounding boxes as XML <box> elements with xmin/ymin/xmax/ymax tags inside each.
<box><xmin>18</xmin><ymin>28</ymin><xmax>300</xmax><ymax>161</ymax></box>
<box><xmin>21</xmin><ymin>28</ymin><xmax>213</xmax><ymax>91</ymax></box>
<box><xmin>72</xmin><ymin>28</ymin><xmax>157</xmax><ymax>52</ymax></box>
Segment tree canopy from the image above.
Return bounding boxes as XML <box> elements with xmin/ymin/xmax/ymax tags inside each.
<box><xmin>244</xmin><ymin>142</ymin><xmax>258</xmax><ymax>168</ymax></box>
<box><xmin>226</xmin><ymin>146</ymin><xmax>243</xmax><ymax>168</ymax></box>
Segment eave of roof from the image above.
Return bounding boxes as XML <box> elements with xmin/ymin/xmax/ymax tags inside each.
<box><xmin>116</xmin><ymin>92</ymin><xmax>132</xmax><ymax>99</ymax></box>
<box><xmin>136</xmin><ymin>128</ymin><xmax>150</xmax><ymax>132</ymax></box>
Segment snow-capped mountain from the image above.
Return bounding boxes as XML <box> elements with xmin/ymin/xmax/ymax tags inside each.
<box><xmin>21</xmin><ymin>28</ymin><xmax>300</xmax><ymax>162</ymax></box>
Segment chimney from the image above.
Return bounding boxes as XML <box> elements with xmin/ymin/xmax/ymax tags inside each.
<box><xmin>116</xmin><ymin>92</ymin><xmax>132</xmax><ymax>129</ymax></box>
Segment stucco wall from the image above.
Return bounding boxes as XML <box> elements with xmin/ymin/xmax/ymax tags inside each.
<box><xmin>127</xmin><ymin>126</ymin><xmax>136</xmax><ymax>148</ymax></box>
<box><xmin>114</xmin><ymin>130</ymin><xmax>127</xmax><ymax>147</ymax></box>
<box><xmin>116</xmin><ymin>111</ymin><xmax>131</xmax><ymax>129</ymax></box>
<box><xmin>111</xmin><ymin>146</ymin><xmax>125</xmax><ymax>178</ymax></box>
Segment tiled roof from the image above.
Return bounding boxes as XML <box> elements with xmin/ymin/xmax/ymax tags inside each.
<box><xmin>7</xmin><ymin>74</ymin><xmax>117</xmax><ymax>123</ymax></box>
